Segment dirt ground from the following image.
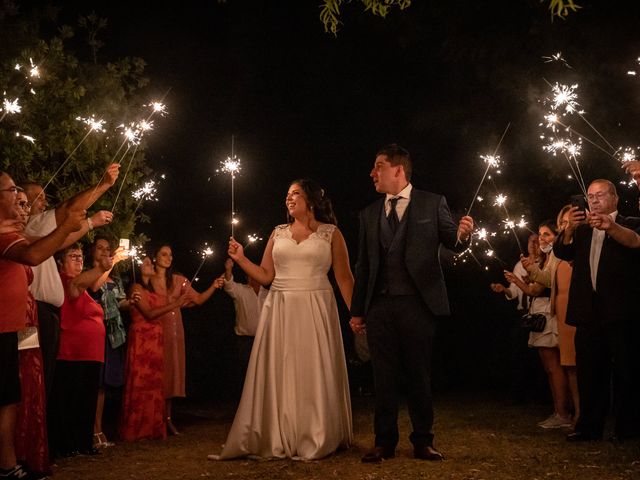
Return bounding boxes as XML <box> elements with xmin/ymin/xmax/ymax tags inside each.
<box><xmin>52</xmin><ymin>393</ymin><xmax>640</xmax><ymax>480</ymax></box>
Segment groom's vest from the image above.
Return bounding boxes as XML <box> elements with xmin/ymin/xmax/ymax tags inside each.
<box><xmin>375</xmin><ymin>202</ymin><xmax>418</xmax><ymax>296</ymax></box>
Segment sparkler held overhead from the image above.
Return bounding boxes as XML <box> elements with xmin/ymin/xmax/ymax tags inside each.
<box><xmin>216</xmin><ymin>136</ymin><xmax>242</xmax><ymax>237</ymax></box>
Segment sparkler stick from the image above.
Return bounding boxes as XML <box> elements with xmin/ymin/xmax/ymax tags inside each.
<box><xmin>474</xmin><ymin>227</ymin><xmax>508</xmax><ymax>267</ymax></box>
<box><xmin>87</xmin><ymin>95</ymin><xmax>168</xmax><ymax>209</ymax></box>
<box><xmin>189</xmin><ymin>245</ymin><xmax>214</xmax><ymax>285</ymax></box>
<box><xmin>216</xmin><ymin>136</ymin><xmax>242</xmax><ymax>237</ymax></box>
<box><xmin>463</xmin><ymin>123</ymin><xmax>511</xmax><ymax>218</ymax></box>
<box><xmin>37</xmin><ymin>116</ymin><xmax>106</xmax><ymax>200</ymax></box>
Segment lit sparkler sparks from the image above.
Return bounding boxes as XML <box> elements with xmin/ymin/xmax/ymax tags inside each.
<box><xmin>616</xmin><ymin>146</ymin><xmax>638</xmax><ymax>164</ymax></box>
<box><xmin>148</xmin><ymin>101</ymin><xmax>167</xmax><ymax>116</ymax></box>
<box><xmin>549</xmin><ymin>83</ymin><xmax>584</xmax><ymax>116</ymax></box>
<box><xmin>216</xmin><ymin>136</ymin><xmax>243</xmax><ymax>237</ymax></box>
<box><xmin>37</xmin><ymin>113</ymin><xmax>108</xmax><ymax>198</ymax></box>
<box><xmin>132</xmin><ymin>181</ymin><xmax>158</xmax><ymax>202</ymax></box>
<box><xmin>15</xmin><ymin>132</ymin><xmax>35</xmax><ymax>144</ymax></box>
<box><xmin>494</xmin><ymin>194</ymin><xmax>507</xmax><ymax>207</ymax></box>
<box><xmin>0</xmin><ymin>97</ymin><xmax>21</xmax><ymax>122</ymax></box>
<box><xmin>190</xmin><ymin>244</ymin><xmax>215</xmax><ymax>284</ymax></box>
<box><xmin>542</xmin><ymin>52</ymin><xmax>572</xmax><ymax>69</ymax></box>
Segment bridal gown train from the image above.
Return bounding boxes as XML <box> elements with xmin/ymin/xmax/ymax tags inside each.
<box><xmin>214</xmin><ymin>223</ymin><xmax>353</xmax><ymax>460</ymax></box>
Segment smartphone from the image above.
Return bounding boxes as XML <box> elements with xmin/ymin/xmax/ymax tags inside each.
<box><xmin>570</xmin><ymin>194</ymin><xmax>588</xmax><ymax>213</ymax></box>
<box><xmin>119</xmin><ymin>238</ymin><xmax>130</xmax><ymax>257</ymax></box>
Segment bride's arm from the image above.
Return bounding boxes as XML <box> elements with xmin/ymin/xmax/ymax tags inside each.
<box><xmin>331</xmin><ymin>228</ymin><xmax>354</xmax><ymax>310</ymax></box>
<box><xmin>228</xmin><ymin>233</ymin><xmax>276</xmax><ymax>286</ymax></box>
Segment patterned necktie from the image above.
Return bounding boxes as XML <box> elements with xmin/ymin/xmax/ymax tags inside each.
<box><xmin>388</xmin><ymin>197</ymin><xmax>400</xmax><ymax>233</ymax></box>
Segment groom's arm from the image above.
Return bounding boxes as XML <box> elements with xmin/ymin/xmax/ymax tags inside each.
<box><xmin>351</xmin><ymin>210</ymin><xmax>369</xmax><ymax>318</ymax></box>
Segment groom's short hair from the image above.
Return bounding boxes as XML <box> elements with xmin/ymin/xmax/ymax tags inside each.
<box><xmin>376</xmin><ymin>144</ymin><xmax>412</xmax><ymax>182</ymax></box>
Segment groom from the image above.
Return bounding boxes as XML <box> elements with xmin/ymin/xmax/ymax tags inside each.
<box><xmin>350</xmin><ymin>144</ymin><xmax>473</xmax><ymax>462</ymax></box>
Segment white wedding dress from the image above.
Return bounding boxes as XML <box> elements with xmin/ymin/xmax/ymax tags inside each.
<box><xmin>213</xmin><ymin>223</ymin><xmax>353</xmax><ymax>460</ymax></box>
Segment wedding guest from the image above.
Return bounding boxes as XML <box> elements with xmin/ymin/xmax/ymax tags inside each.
<box><xmin>222</xmin><ymin>258</ymin><xmax>268</xmax><ymax>381</ymax></box>
<box><xmin>87</xmin><ymin>237</ymin><xmax>128</xmax><ymax>449</ymax></box>
<box><xmin>150</xmin><ymin>244</ymin><xmax>224</xmax><ymax>435</ymax></box>
<box><xmin>49</xmin><ymin>243</ymin><xmax>123</xmax><ymax>457</ymax></box>
<box><xmin>0</xmin><ymin>171</ymin><xmax>84</xmax><ymax>480</ymax></box>
<box><xmin>119</xmin><ymin>257</ymin><xmax>191</xmax><ymax>442</ymax></box>
<box><xmin>505</xmin><ymin>220</ymin><xmax>572</xmax><ymax>429</ymax></box>
<box><xmin>13</xmin><ymin>192</ymin><xmax>51</xmax><ymax>477</ymax></box>
<box><xmin>555</xmin><ymin>179</ymin><xmax>640</xmax><ymax>442</ymax></box>
<box><xmin>210</xmin><ymin>179</ymin><xmax>354</xmax><ymax>460</ymax></box>
<box><xmin>19</xmin><ymin>163</ymin><xmax>119</xmax><ymax>400</ymax></box>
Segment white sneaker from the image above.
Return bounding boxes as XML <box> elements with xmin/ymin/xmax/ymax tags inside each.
<box><xmin>537</xmin><ymin>414</ymin><xmax>556</xmax><ymax>426</ymax></box>
<box><xmin>538</xmin><ymin>413</ymin><xmax>572</xmax><ymax>429</ymax></box>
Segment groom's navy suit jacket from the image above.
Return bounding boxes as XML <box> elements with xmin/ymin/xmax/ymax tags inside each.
<box><xmin>351</xmin><ymin>188</ymin><xmax>469</xmax><ymax>318</ymax></box>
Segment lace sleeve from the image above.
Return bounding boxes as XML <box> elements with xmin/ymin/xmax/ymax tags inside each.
<box><xmin>315</xmin><ymin>223</ymin><xmax>336</xmax><ymax>243</ymax></box>
<box><xmin>272</xmin><ymin>224</ymin><xmax>290</xmax><ymax>240</ymax></box>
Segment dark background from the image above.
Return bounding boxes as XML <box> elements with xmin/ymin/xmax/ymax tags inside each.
<box><xmin>21</xmin><ymin>0</ymin><xmax>640</xmax><ymax>401</ymax></box>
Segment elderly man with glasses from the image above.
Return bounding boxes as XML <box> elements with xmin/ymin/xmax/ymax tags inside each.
<box><xmin>0</xmin><ymin>171</ymin><xmax>84</xmax><ymax>480</ymax></box>
<box><xmin>554</xmin><ymin>179</ymin><xmax>640</xmax><ymax>443</ymax></box>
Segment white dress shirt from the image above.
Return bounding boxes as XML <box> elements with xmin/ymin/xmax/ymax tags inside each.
<box><xmin>223</xmin><ymin>275</ymin><xmax>267</xmax><ymax>336</ymax></box>
<box><xmin>589</xmin><ymin>210</ymin><xmax>617</xmax><ymax>291</ymax></box>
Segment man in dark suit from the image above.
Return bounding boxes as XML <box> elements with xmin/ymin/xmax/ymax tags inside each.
<box><xmin>554</xmin><ymin>179</ymin><xmax>640</xmax><ymax>442</ymax></box>
<box><xmin>350</xmin><ymin>144</ymin><xmax>473</xmax><ymax>462</ymax></box>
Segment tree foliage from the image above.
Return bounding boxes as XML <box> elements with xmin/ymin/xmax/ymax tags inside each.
<box><xmin>0</xmin><ymin>6</ymin><xmax>155</xmax><ymax>243</ymax></box>
<box><xmin>318</xmin><ymin>0</ymin><xmax>582</xmax><ymax>34</ymax></box>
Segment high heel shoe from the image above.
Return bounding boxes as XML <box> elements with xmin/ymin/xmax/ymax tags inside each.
<box><xmin>93</xmin><ymin>432</ymin><xmax>115</xmax><ymax>448</ymax></box>
<box><xmin>166</xmin><ymin>417</ymin><xmax>180</xmax><ymax>436</ymax></box>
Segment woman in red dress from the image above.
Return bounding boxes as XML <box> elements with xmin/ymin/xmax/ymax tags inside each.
<box><xmin>150</xmin><ymin>244</ymin><xmax>223</xmax><ymax>435</ymax></box>
<box><xmin>119</xmin><ymin>257</ymin><xmax>190</xmax><ymax>441</ymax></box>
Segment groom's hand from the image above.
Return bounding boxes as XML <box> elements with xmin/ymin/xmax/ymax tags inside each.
<box><xmin>350</xmin><ymin>316</ymin><xmax>366</xmax><ymax>334</ymax></box>
<box><xmin>457</xmin><ymin>215</ymin><xmax>474</xmax><ymax>242</ymax></box>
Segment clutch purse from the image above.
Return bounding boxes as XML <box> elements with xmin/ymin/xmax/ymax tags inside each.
<box><xmin>520</xmin><ymin>313</ymin><xmax>547</xmax><ymax>333</ymax></box>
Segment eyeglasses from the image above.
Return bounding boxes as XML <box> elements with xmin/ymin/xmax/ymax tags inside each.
<box><xmin>587</xmin><ymin>191</ymin><xmax>610</xmax><ymax>201</ymax></box>
<box><xmin>16</xmin><ymin>200</ymin><xmax>31</xmax><ymax>212</ymax></box>
<box><xmin>0</xmin><ymin>186</ymin><xmax>24</xmax><ymax>195</ymax></box>
<box><xmin>66</xmin><ymin>254</ymin><xmax>84</xmax><ymax>261</ymax></box>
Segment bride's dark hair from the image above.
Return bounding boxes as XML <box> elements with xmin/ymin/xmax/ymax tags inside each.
<box><xmin>287</xmin><ymin>178</ymin><xmax>337</xmax><ymax>225</ymax></box>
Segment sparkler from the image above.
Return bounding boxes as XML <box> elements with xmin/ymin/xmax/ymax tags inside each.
<box><xmin>189</xmin><ymin>244</ymin><xmax>215</xmax><ymax>285</ymax></box>
<box><xmin>128</xmin><ymin>244</ymin><xmax>143</xmax><ymax>284</ymax></box>
<box><xmin>131</xmin><ymin>180</ymin><xmax>158</xmax><ymax>216</ymax></box>
<box><xmin>462</xmin><ymin>123</ymin><xmax>511</xmax><ymax>220</ymax></box>
<box><xmin>542</xmin><ymin>52</ymin><xmax>572</xmax><ymax>69</ymax></box>
<box><xmin>37</xmin><ymin>115</ymin><xmax>106</xmax><ymax>199</ymax></box>
<box><xmin>216</xmin><ymin>136</ymin><xmax>242</xmax><ymax>237</ymax></box>
<box><xmin>244</xmin><ymin>233</ymin><xmax>263</xmax><ymax>248</ymax></box>
<box><xmin>15</xmin><ymin>132</ymin><xmax>35</xmax><ymax>144</ymax></box>
<box><xmin>0</xmin><ymin>97</ymin><xmax>21</xmax><ymax>122</ymax></box>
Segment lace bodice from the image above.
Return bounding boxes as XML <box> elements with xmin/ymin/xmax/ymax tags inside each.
<box><xmin>271</xmin><ymin>223</ymin><xmax>336</xmax><ymax>291</ymax></box>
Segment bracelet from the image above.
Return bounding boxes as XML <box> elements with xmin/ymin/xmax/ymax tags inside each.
<box><xmin>87</xmin><ymin>217</ymin><xmax>94</xmax><ymax>231</ymax></box>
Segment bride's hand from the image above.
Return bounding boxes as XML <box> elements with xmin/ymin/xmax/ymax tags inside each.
<box><xmin>228</xmin><ymin>237</ymin><xmax>245</xmax><ymax>261</ymax></box>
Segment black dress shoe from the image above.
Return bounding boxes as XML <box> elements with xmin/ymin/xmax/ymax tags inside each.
<box><xmin>566</xmin><ymin>431</ymin><xmax>600</xmax><ymax>442</ymax></box>
<box><xmin>414</xmin><ymin>445</ymin><xmax>444</xmax><ymax>461</ymax></box>
<box><xmin>361</xmin><ymin>446</ymin><xmax>395</xmax><ymax>463</ymax></box>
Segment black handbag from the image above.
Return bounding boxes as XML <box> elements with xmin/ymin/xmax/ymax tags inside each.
<box><xmin>520</xmin><ymin>313</ymin><xmax>547</xmax><ymax>333</ymax></box>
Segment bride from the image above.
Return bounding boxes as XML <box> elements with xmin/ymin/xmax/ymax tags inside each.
<box><xmin>209</xmin><ymin>179</ymin><xmax>354</xmax><ymax>460</ymax></box>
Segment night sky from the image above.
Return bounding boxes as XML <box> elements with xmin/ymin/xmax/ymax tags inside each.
<box><xmin>19</xmin><ymin>0</ymin><xmax>640</xmax><ymax>398</ymax></box>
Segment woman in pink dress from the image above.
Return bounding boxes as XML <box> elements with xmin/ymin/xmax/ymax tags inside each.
<box><xmin>150</xmin><ymin>244</ymin><xmax>224</xmax><ymax>435</ymax></box>
<box><xmin>119</xmin><ymin>257</ymin><xmax>191</xmax><ymax>441</ymax></box>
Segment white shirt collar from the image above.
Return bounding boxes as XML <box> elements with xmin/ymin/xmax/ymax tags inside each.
<box><xmin>385</xmin><ymin>183</ymin><xmax>412</xmax><ymax>202</ymax></box>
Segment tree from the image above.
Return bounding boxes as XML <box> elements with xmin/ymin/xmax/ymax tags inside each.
<box><xmin>0</xmin><ymin>5</ymin><xmax>156</xmax><ymax>243</ymax></box>
<box><xmin>317</xmin><ymin>0</ymin><xmax>582</xmax><ymax>34</ymax></box>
